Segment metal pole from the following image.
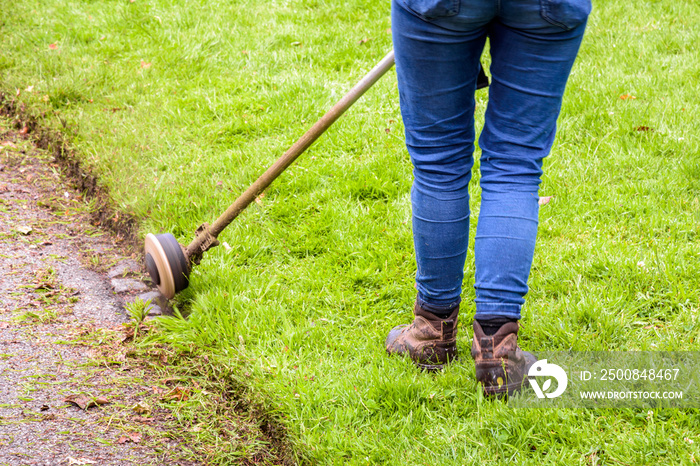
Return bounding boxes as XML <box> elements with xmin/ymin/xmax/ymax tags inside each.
<box><xmin>185</xmin><ymin>49</ymin><xmax>396</xmax><ymax>259</ymax></box>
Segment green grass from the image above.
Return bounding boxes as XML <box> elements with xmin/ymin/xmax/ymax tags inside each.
<box><xmin>2</xmin><ymin>0</ymin><xmax>700</xmax><ymax>464</ymax></box>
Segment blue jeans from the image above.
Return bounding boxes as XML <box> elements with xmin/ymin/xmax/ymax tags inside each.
<box><xmin>393</xmin><ymin>0</ymin><xmax>590</xmax><ymax>320</ymax></box>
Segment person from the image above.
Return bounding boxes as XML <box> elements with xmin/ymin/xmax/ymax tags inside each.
<box><xmin>384</xmin><ymin>0</ymin><xmax>591</xmax><ymax>396</ymax></box>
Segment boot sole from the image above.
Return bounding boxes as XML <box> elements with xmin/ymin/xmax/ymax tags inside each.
<box><xmin>481</xmin><ymin>378</ymin><xmax>529</xmax><ymax>397</ymax></box>
<box><xmin>416</xmin><ymin>362</ymin><xmax>446</xmax><ymax>372</ymax></box>
<box><xmin>415</xmin><ymin>355</ymin><xmax>458</xmax><ymax>372</ymax></box>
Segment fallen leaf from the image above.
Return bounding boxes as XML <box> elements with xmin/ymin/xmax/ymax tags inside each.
<box><xmin>16</xmin><ymin>225</ymin><xmax>32</xmax><ymax>235</ymax></box>
<box><xmin>19</xmin><ymin>127</ymin><xmax>29</xmax><ymax>135</ymax></box>
<box><xmin>151</xmin><ymin>385</ymin><xmax>165</xmax><ymax>395</ymax></box>
<box><xmin>132</xmin><ymin>401</ymin><xmax>151</xmax><ymax>415</ymax></box>
<box><xmin>26</xmin><ymin>85</ymin><xmax>34</xmax><ymax>92</ymax></box>
<box><xmin>140</xmin><ymin>60</ymin><xmax>151</xmax><ymax>69</ymax></box>
<box><xmin>255</xmin><ymin>192</ymin><xmax>265</xmax><ymax>205</ymax></box>
<box><xmin>63</xmin><ymin>394</ymin><xmax>104</xmax><ymax>410</ymax></box>
<box><xmin>63</xmin><ymin>395</ymin><xmax>92</xmax><ymax>410</ymax></box>
<box><xmin>635</xmin><ymin>126</ymin><xmax>653</xmax><ymax>132</ymax></box>
<box><xmin>117</xmin><ymin>432</ymin><xmax>143</xmax><ymax>444</ymax></box>
<box><xmin>67</xmin><ymin>457</ymin><xmax>97</xmax><ymax>465</ymax></box>
<box><xmin>40</xmin><ymin>404</ymin><xmax>49</xmax><ymax>411</ymax></box>
<box><xmin>620</xmin><ymin>94</ymin><xmax>636</xmax><ymax>100</ymax></box>
<box><xmin>538</xmin><ymin>196</ymin><xmax>553</xmax><ymax>206</ymax></box>
<box><xmin>122</xmin><ymin>326</ymin><xmax>136</xmax><ymax>343</ymax></box>
<box><xmin>358</xmin><ymin>38</ymin><xmax>371</xmax><ymax>45</ymax></box>
<box><xmin>49</xmin><ymin>43</ymin><xmax>57</xmax><ymax>50</ymax></box>
<box><xmin>163</xmin><ymin>386</ymin><xmax>189</xmax><ymax>402</ymax></box>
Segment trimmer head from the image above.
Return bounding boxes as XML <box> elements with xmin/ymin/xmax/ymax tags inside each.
<box><xmin>144</xmin><ymin>233</ymin><xmax>190</xmax><ymax>299</ymax></box>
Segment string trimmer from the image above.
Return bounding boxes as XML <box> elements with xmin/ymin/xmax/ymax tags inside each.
<box><xmin>144</xmin><ymin>50</ymin><xmax>396</xmax><ymax>299</ymax></box>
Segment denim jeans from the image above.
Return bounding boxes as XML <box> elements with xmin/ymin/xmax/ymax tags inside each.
<box><xmin>393</xmin><ymin>0</ymin><xmax>590</xmax><ymax>320</ymax></box>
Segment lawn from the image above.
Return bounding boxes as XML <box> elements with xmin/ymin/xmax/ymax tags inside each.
<box><xmin>1</xmin><ymin>0</ymin><xmax>700</xmax><ymax>464</ymax></box>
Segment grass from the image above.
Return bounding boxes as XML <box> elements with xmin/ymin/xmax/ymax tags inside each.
<box><xmin>2</xmin><ymin>0</ymin><xmax>700</xmax><ymax>464</ymax></box>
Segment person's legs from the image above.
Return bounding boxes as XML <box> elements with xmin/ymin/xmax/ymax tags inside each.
<box><xmin>470</xmin><ymin>0</ymin><xmax>590</xmax><ymax>394</ymax></box>
<box><xmin>392</xmin><ymin>0</ymin><xmax>491</xmax><ymax>312</ymax></box>
<box><xmin>386</xmin><ymin>0</ymin><xmax>590</xmax><ymax>378</ymax></box>
<box><xmin>474</xmin><ymin>0</ymin><xmax>590</xmax><ymax>323</ymax></box>
<box><xmin>385</xmin><ymin>0</ymin><xmax>493</xmax><ymax>369</ymax></box>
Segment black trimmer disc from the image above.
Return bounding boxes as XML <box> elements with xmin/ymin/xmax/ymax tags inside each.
<box><xmin>144</xmin><ymin>233</ymin><xmax>189</xmax><ymax>299</ymax></box>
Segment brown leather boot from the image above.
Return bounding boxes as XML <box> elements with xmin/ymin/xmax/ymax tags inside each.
<box><xmin>471</xmin><ymin>321</ymin><xmax>536</xmax><ymax>396</ymax></box>
<box><xmin>385</xmin><ymin>302</ymin><xmax>458</xmax><ymax>371</ymax></box>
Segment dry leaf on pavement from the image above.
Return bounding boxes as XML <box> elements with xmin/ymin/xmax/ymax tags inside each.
<box><xmin>163</xmin><ymin>386</ymin><xmax>189</xmax><ymax>402</ymax></box>
<box><xmin>63</xmin><ymin>394</ymin><xmax>107</xmax><ymax>410</ymax></box>
<box><xmin>16</xmin><ymin>225</ymin><xmax>32</xmax><ymax>235</ymax></box>
<box><xmin>117</xmin><ymin>432</ymin><xmax>142</xmax><ymax>444</ymax></box>
<box><xmin>132</xmin><ymin>401</ymin><xmax>151</xmax><ymax>415</ymax></box>
<box><xmin>66</xmin><ymin>457</ymin><xmax>97</xmax><ymax>465</ymax></box>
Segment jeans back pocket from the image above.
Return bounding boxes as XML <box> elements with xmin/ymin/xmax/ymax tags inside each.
<box><xmin>540</xmin><ymin>0</ymin><xmax>592</xmax><ymax>30</ymax></box>
<box><xmin>401</xmin><ymin>0</ymin><xmax>461</xmax><ymax>21</ymax></box>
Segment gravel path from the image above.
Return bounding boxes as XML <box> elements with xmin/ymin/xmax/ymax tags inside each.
<box><xmin>0</xmin><ymin>120</ymin><xmax>195</xmax><ymax>465</ymax></box>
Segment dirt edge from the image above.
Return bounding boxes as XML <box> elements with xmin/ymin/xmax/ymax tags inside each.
<box><xmin>0</xmin><ymin>97</ymin><xmax>302</xmax><ymax>465</ymax></box>
<box><xmin>0</xmin><ymin>93</ymin><xmax>140</xmax><ymax>249</ymax></box>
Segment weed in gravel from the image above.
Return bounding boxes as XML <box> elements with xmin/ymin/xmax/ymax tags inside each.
<box><xmin>11</xmin><ymin>267</ymin><xmax>78</xmax><ymax>324</ymax></box>
<box><xmin>17</xmin><ymin>308</ymin><xmax>59</xmax><ymax>324</ymax></box>
<box><xmin>126</xmin><ymin>298</ymin><xmax>151</xmax><ymax>328</ymax></box>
